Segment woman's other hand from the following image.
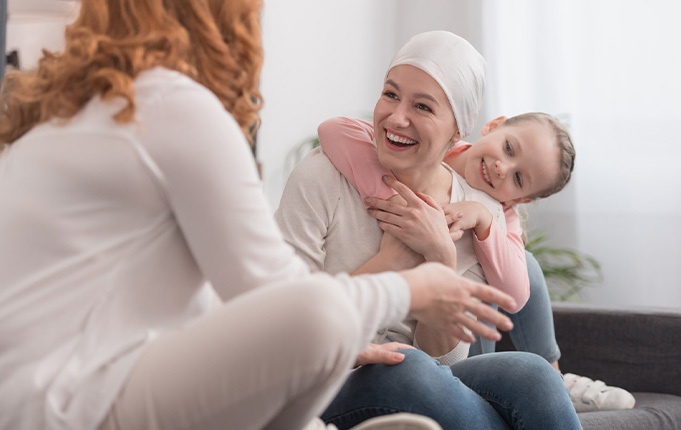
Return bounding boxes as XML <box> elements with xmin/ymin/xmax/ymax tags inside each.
<box><xmin>354</xmin><ymin>342</ymin><xmax>415</xmax><ymax>367</ymax></box>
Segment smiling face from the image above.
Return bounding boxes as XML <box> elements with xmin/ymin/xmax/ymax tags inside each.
<box><xmin>373</xmin><ymin>65</ymin><xmax>460</xmax><ymax>177</ymax></box>
<box><xmin>457</xmin><ymin>117</ymin><xmax>561</xmax><ymax>205</ymax></box>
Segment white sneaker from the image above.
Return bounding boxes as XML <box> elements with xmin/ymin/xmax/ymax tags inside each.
<box><xmin>341</xmin><ymin>413</ymin><xmax>442</xmax><ymax>430</ymax></box>
<box><xmin>563</xmin><ymin>373</ymin><xmax>636</xmax><ymax>413</ymax></box>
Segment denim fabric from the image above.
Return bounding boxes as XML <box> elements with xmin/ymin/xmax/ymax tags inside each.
<box><xmin>469</xmin><ymin>251</ymin><xmax>561</xmax><ymax>363</ymax></box>
<box><xmin>322</xmin><ymin>349</ymin><xmax>581</xmax><ymax>430</ymax></box>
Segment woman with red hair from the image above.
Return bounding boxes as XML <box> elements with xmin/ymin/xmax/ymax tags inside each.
<box><xmin>0</xmin><ymin>2</ymin><xmax>517</xmax><ymax>429</ymax></box>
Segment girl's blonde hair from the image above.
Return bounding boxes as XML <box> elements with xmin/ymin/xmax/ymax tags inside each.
<box><xmin>0</xmin><ymin>0</ymin><xmax>263</xmax><ymax>147</ymax></box>
<box><xmin>503</xmin><ymin>112</ymin><xmax>576</xmax><ymax>199</ymax></box>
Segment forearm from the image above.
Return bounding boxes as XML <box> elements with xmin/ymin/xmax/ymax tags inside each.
<box><xmin>423</xmin><ymin>240</ymin><xmax>458</xmax><ymax>269</ymax></box>
<box><xmin>413</xmin><ymin>322</ymin><xmax>464</xmax><ymax>359</ymax></box>
<box><xmin>352</xmin><ymin>233</ymin><xmax>425</xmax><ymax>275</ymax></box>
<box><xmin>472</xmin><ymin>209</ymin><xmax>493</xmax><ymax>241</ymax></box>
<box><xmin>473</xmin><ymin>208</ymin><xmax>529</xmax><ymax>312</ymax></box>
<box><xmin>333</xmin><ymin>271</ymin><xmax>411</xmax><ymax>346</ymax></box>
<box><xmin>318</xmin><ymin>116</ymin><xmax>396</xmax><ymax>204</ymax></box>
<box><xmin>351</xmin><ymin>254</ymin><xmax>406</xmax><ymax>275</ymax></box>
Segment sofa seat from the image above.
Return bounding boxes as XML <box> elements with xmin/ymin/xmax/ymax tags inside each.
<box><xmin>579</xmin><ymin>392</ymin><xmax>681</xmax><ymax>429</ymax></box>
<box><xmin>497</xmin><ymin>303</ymin><xmax>681</xmax><ymax>430</ymax></box>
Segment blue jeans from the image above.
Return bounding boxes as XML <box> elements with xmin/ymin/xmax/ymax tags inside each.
<box><xmin>322</xmin><ymin>349</ymin><xmax>581</xmax><ymax>429</ymax></box>
<box><xmin>469</xmin><ymin>250</ymin><xmax>562</xmax><ymax>363</ymax></box>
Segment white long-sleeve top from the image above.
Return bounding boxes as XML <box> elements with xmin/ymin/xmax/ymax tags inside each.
<box><xmin>0</xmin><ymin>68</ymin><xmax>410</xmax><ymax>430</ymax></box>
<box><xmin>275</xmin><ymin>148</ymin><xmax>504</xmax><ymax>365</ymax></box>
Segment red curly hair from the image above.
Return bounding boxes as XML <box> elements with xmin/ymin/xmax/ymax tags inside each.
<box><xmin>0</xmin><ymin>0</ymin><xmax>263</xmax><ymax>147</ymax></box>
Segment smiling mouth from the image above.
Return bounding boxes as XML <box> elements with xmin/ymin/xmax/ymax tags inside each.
<box><xmin>386</xmin><ymin>131</ymin><xmax>417</xmax><ymax>148</ymax></box>
<box><xmin>481</xmin><ymin>160</ymin><xmax>494</xmax><ymax>188</ymax></box>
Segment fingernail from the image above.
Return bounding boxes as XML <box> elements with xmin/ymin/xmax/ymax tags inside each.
<box><xmin>383</xmin><ymin>175</ymin><xmax>391</xmax><ymax>182</ymax></box>
<box><xmin>365</xmin><ymin>197</ymin><xmax>372</xmax><ymax>204</ymax></box>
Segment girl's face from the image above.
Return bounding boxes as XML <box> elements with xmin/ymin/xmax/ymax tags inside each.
<box><xmin>373</xmin><ymin>65</ymin><xmax>459</xmax><ymax>176</ymax></box>
<box><xmin>461</xmin><ymin>118</ymin><xmax>560</xmax><ymax>205</ymax></box>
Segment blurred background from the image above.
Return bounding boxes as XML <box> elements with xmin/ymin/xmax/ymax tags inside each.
<box><xmin>5</xmin><ymin>0</ymin><xmax>680</xmax><ymax>309</ymax></box>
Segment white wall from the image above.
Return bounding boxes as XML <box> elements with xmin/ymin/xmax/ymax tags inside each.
<box><xmin>479</xmin><ymin>0</ymin><xmax>681</xmax><ymax>310</ymax></box>
<box><xmin>6</xmin><ymin>0</ymin><xmax>79</xmax><ymax>70</ymax></box>
<box><xmin>257</xmin><ymin>0</ymin><xmax>395</xmax><ymax>209</ymax></box>
<box><xmin>259</xmin><ymin>1</ymin><xmax>681</xmax><ymax>311</ymax></box>
<box><xmin>7</xmin><ymin>1</ymin><xmax>679</xmax><ymax>310</ymax></box>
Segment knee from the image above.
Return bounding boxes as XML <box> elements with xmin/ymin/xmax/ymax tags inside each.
<box><xmin>525</xmin><ymin>251</ymin><xmax>547</xmax><ymax>289</ymax></box>
<box><xmin>500</xmin><ymin>352</ymin><xmax>563</xmax><ymax>388</ymax></box>
<box><xmin>360</xmin><ymin>349</ymin><xmax>453</xmax><ymax>394</ymax></box>
<box><xmin>393</xmin><ymin>348</ymin><xmax>440</xmax><ymax>370</ymax></box>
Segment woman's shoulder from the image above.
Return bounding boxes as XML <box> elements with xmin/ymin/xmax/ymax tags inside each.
<box><xmin>135</xmin><ymin>67</ymin><xmax>202</xmax><ymax>91</ymax></box>
<box><xmin>131</xmin><ymin>67</ymin><xmax>241</xmax><ymax>142</ymax></box>
<box><xmin>134</xmin><ymin>67</ymin><xmax>222</xmax><ymax>112</ymax></box>
<box><xmin>288</xmin><ymin>147</ymin><xmax>343</xmax><ymax>187</ymax></box>
<box><xmin>283</xmin><ymin>147</ymin><xmax>366</xmax><ymax>214</ymax></box>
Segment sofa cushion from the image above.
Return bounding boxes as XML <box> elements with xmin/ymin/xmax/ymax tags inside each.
<box><xmin>552</xmin><ymin>304</ymin><xmax>681</xmax><ymax>398</ymax></box>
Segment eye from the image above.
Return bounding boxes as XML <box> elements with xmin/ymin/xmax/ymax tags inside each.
<box><xmin>415</xmin><ymin>102</ymin><xmax>432</xmax><ymax>112</ymax></box>
<box><xmin>515</xmin><ymin>172</ymin><xmax>523</xmax><ymax>188</ymax></box>
<box><xmin>383</xmin><ymin>90</ymin><xmax>398</xmax><ymax>100</ymax></box>
<box><xmin>504</xmin><ymin>140</ymin><xmax>513</xmax><ymax>155</ymax></box>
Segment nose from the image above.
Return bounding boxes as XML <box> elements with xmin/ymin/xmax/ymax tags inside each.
<box><xmin>494</xmin><ymin>160</ymin><xmax>509</xmax><ymax>179</ymax></box>
<box><xmin>388</xmin><ymin>102</ymin><xmax>410</xmax><ymax>128</ymax></box>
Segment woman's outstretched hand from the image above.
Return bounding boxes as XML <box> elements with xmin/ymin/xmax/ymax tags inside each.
<box><xmin>399</xmin><ymin>262</ymin><xmax>516</xmax><ymax>343</ymax></box>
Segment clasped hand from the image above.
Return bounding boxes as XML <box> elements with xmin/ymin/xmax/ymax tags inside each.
<box><xmin>365</xmin><ymin>176</ymin><xmax>515</xmax><ymax>345</ymax></box>
<box><xmin>366</xmin><ymin>176</ymin><xmax>456</xmax><ymax>267</ymax></box>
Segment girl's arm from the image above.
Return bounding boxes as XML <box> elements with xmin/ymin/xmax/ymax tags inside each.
<box><xmin>472</xmin><ymin>205</ymin><xmax>529</xmax><ymax>312</ymax></box>
<box><xmin>444</xmin><ymin>145</ymin><xmax>530</xmax><ymax>312</ymax></box>
<box><xmin>318</xmin><ymin>116</ymin><xmax>396</xmax><ymax>206</ymax></box>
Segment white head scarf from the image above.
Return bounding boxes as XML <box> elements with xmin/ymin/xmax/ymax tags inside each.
<box><xmin>388</xmin><ymin>31</ymin><xmax>486</xmax><ymax>139</ymax></box>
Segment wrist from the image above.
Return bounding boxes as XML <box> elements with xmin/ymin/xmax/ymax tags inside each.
<box><xmin>473</xmin><ymin>212</ymin><xmax>493</xmax><ymax>241</ymax></box>
<box><xmin>424</xmin><ymin>242</ymin><xmax>457</xmax><ymax>268</ymax></box>
<box><xmin>400</xmin><ymin>263</ymin><xmax>442</xmax><ymax>315</ymax></box>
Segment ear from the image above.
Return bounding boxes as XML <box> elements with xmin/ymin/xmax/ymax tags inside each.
<box><xmin>481</xmin><ymin>116</ymin><xmax>507</xmax><ymax>136</ymax></box>
<box><xmin>450</xmin><ymin>130</ymin><xmax>461</xmax><ymax>144</ymax></box>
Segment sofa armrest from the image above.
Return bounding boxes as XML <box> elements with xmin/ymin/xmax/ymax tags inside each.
<box><xmin>497</xmin><ymin>302</ymin><xmax>681</xmax><ymax>397</ymax></box>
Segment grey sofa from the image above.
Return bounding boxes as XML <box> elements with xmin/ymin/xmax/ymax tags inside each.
<box><xmin>496</xmin><ymin>302</ymin><xmax>681</xmax><ymax>430</ymax></box>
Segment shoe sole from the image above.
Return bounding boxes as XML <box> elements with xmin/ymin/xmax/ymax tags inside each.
<box><xmin>350</xmin><ymin>413</ymin><xmax>443</xmax><ymax>430</ymax></box>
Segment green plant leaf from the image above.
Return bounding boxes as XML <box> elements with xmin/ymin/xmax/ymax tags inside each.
<box><xmin>525</xmin><ymin>231</ymin><xmax>603</xmax><ymax>302</ymax></box>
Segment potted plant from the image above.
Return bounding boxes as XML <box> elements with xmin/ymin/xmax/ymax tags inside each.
<box><xmin>524</xmin><ymin>232</ymin><xmax>603</xmax><ymax>302</ymax></box>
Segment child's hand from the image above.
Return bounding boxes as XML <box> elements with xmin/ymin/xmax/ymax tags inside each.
<box><xmin>443</xmin><ymin>201</ymin><xmax>493</xmax><ymax>241</ymax></box>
